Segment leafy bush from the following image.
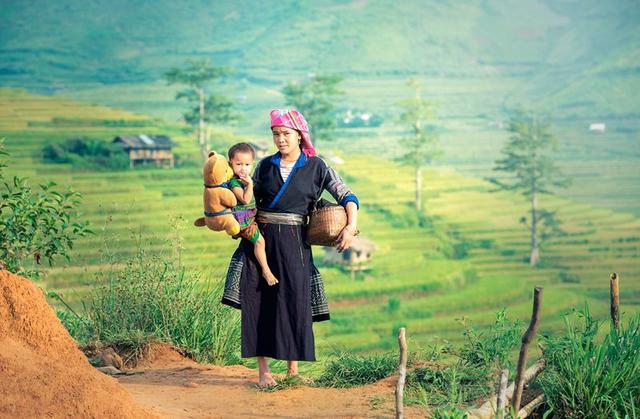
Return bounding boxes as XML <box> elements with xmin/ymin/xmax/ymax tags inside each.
<box><xmin>41</xmin><ymin>143</ymin><xmax>69</xmax><ymax>163</ymax></box>
<box><xmin>53</xmin><ymin>248</ymin><xmax>241</xmax><ymax>365</ymax></box>
<box><xmin>539</xmin><ymin>305</ymin><xmax>640</xmax><ymax>418</ymax></box>
<box><xmin>387</xmin><ymin>297</ymin><xmax>401</xmax><ymax>313</ymax></box>
<box><xmin>315</xmin><ymin>351</ymin><xmax>398</xmax><ymax>387</ymax></box>
<box><xmin>0</xmin><ymin>139</ymin><xmax>91</xmax><ymax>276</ymax></box>
<box><xmin>41</xmin><ymin>137</ymin><xmax>129</xmax><ymax>170</ymax></box>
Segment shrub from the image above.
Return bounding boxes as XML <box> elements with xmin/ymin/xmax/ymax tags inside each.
<box><xmin>387</xmin><ymin>297</ymin><xmax>401</xmax><ymax>313</ymax></box>
<box><xmin>538</xmin><ymin>305</ymin><xmax>640</xmax><ymax>418</ymax></box>
<box><xmin>53</xmin><ymin>248</ymin><xmax>241</xmax><ymax>365</ymax></box>
<box><xmin>315</xmin><ymin>351</ymin><xmax>398</xmax><ymax>387</ymax></box>
<box><xmin>42</xmin><ymin>143</ymin><xmax>69</xmax><ymax>163</ymax></box>
<box><xmin>40</xmin><ymin>137</ymin><xmax>130</xmax><ymax>171</ymax></box>
<box><xmin>0</xmin><ymin>140</ymin><xmax>91</xmax><ymax>277</ymax></box>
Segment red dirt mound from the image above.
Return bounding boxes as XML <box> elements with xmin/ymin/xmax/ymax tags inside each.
<box><xmin>132</xmin><ymin>342</ymin><xmax>197</xmax><ymax>369</ymax></box>
<box><xmin>0</xmin><ymin>270</ymin><xmax>155</xmax><ymax>418</ymax></box>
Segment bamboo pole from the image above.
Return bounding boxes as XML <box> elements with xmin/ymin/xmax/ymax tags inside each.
<box><xmin>496</xmin><ymin>369</ymin><xmax>509</xmax><ymax>419</ymax></box>
<box><xmin>395</xmin><ymin>327</ymin><xmax>408</xmax><ymax>419</ymax></box>
<box><xmin>517</xmin><ymin>393</ymin><xmax>545</xmax><ymax>418</ymax></box>
<box><xmin>511</xmin><ymin>287</ymin><xmax>543</xmax><ymax>413</ymax></box>
<box><xmin>610</xmin><ymin>272</ymin><xmax>620</xmax><ymax>333</ymax></box>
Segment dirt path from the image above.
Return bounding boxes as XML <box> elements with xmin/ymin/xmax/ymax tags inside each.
<box><xmin>117</xmin><ymin>346</ymin><xmax>427</xmax><ymax>418</ymax></box>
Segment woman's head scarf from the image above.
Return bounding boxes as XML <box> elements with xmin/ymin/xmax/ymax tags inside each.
<box><xmin>269</xmin><ymin>109</ymin><xmax>316</xmax><ymax>157</ymax></box>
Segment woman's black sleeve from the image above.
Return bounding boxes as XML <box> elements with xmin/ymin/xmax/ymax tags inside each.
<box><xmin>321</xmin><ymin>160</ymin><xmax>360</xmax><ymax>209</ymax></box>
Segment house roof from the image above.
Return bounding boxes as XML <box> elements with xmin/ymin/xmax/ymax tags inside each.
<box><xmin>350</xmin><ymin>237</ymin><xmax>378</xmax><ymax>252</ymax></box>
<box><xmin>113</xmin><ymin>135</ymin><xmax>177</xmax><ymax>150</ymax></box>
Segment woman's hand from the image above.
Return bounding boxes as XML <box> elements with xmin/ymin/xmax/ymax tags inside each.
<box><xmin>335</xmin><ymin>224</ymin><xmax>358</xmax><ymax>253</ymax></box>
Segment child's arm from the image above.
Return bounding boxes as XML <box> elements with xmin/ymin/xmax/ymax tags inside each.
<box><xmin>239</xmin><ymin>175</ymin><xmax>254</xmax><ymax>204</ymax></box>
<box><xmin>232</xmin><ymin>175</ymin><xmax>254</xmax><ymax>205</ymax></box>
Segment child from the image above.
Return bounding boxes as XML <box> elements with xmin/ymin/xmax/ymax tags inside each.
<box><xmin>227</xmin><ymin>143</ymin><xmax>279</xmax><ymax>286</ymax></box>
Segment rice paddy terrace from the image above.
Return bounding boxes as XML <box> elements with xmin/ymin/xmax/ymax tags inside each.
<box><xmin>1</xmin><ymin>88</ymin><xmax>639</xmax><ymax>357</ymax></box>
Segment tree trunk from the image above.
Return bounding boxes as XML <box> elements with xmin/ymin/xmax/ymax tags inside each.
<box><xmin>415</xmin><ymin>165</ymin><xmax>422</xmax><ymax>212</ymax></box>
<box><xmin>529</xmin><ymin>189</ymin><xmax>540</xmax><ymax>266</ymax></box>
<box><xmin>197</xmin><ymin>87</ymin><xmax>207</xmax><ymax>161</ymax></box>
<box><xmin>395</xmin><ymin>327</ymin><xmax>407</xmax><ymax>419</ymax></box>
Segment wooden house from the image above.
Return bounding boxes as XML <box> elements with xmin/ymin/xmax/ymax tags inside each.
<box><xmin>113</xmin><ymin>135</ymin><xmax>177</xmax><ymax>168</ymax></box>
<box><xmin>323</xmin><ymin>236</ymin><xmax>378</xmax><ymax>279</ymax></box>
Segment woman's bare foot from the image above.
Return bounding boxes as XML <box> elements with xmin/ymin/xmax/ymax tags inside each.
<box><xmin>257</xmin><ymin>356</ymin><xmax>277</xmax><ymax>387</ymax></box>
<box><xmin>258</xmin><ymin>371</ymin><xmax>277</xmax><ymax>387</ymax></box>
<box><xmin>263</xmin><ymin>271</ymin><xmax>279</xmax><ymax>286</ymax></box>
<box><xmin>287</xmin><ymin>360</ymin><xmax>298</xmax><ymax>376</ymax></box>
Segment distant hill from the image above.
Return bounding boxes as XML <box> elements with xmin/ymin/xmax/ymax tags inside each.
<box><xmin>1</xmin><ymin>0</ymin><xmax>639</xmax><ymax>120</ymax></box>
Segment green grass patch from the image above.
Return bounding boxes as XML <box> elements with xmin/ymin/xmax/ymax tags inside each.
<box><xmin>52</xmin><ymin>245</ymin><xmax>241</xmax><ymax>366</ymax></box>
<box><xmin>315</xmin><ymin>351</ymin><xmax>398</xmax><ymax>388</ymax></box>
<box><xmin>538</xmin><ymin>305</ymin><xmax>640</xmax><ymax>418</ymax></box>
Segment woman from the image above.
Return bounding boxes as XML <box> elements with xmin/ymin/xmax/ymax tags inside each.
<box><xmin>222</xmin><ymin>108</ymin><xmax>359</xmax><ymax>386</ymax></box>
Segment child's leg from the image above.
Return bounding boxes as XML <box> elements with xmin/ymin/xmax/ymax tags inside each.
<box><xmin>254</xmin><ymin>234</ymin><xmax>279</xmax><ymax>286</ymax></box>
<box><xmin>258</xmin><ymin>356</ymin><xmax>276</xmax><ymax>387</ymax></box>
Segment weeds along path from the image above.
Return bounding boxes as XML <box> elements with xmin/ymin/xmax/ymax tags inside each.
<box><xmin>117</xmin><ymin>345</ymin><xmax>427</xmax><ymax>418</ymax></box>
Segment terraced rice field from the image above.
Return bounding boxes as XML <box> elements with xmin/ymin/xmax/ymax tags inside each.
<box><xmin>327</xmin><ymin>156</ymin><xmax>640</xmax><ymax>352</ymax></box>
<box><xmin>2</xmin><ymin>88</ymin><xmax>638</xmax><ymax>359</ymax></box>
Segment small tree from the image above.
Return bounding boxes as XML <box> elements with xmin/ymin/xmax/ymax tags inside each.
<box><xmin>281</xmin><ymin>74</ymin><xmax>344</xmax><ymax>145</ymax></box>
<box><xmin>165</xmin><ymin>59</ymin><xmax>236</xmax><ymax>160</ymax></box>
<box><xmin>397</xmin><ymin>78</ymin><xmax>441</xmax><ymax>212</ymax></box>
<box><xmin>492</xmin><ymin>110</ymin><xmax>569</xmax><ymax>266</ymax></box>
<box><xmin>0</xmin><ymin>139</ymin><xmax>91</xmax><ymax>277</ymax></box>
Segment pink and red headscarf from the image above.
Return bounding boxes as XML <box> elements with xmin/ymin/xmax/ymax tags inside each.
<box><xmin>270</xmin><ymin>108</ymin><xmax>316</xmax><ymax>157</ymax></box>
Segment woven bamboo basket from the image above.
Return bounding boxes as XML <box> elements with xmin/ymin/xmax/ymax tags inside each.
<box><xmin>307</xmin><ymin>204</ymin><xmax>347</xmax><ymax>246</ymax></box>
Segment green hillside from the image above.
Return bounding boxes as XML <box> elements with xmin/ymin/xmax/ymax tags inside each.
<box><xmin>2</xmin><ymin>89</ymin><xmax>638</xmax><ymax>358</ymax></box>
<box><xmin>3</xmin><ymin>0</ymin><xmax>638</xmax><ymax>226</ymax></box>
<box><xmin>1</xmin><ymin>0</ymin><xmax>639</xmax><ymax>121</ymax></box>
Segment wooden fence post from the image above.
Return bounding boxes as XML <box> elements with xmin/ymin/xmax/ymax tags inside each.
<box><xmin>512</xmin><ymin>286</ymin><xmax>543</xmax><ymax>413</ymax></box>
<box><xmin>610</xmin><ymin>272</ymin><xmax>620</xmax><ymax>333</ymax></box>
<box><xmin>496</xmin><ymin>369</ymin><xmax>509</xmax><ymax>419</ymax></box>
<box><xmin>396</xmin><ymin>327</ymin><xmax>408</xmax><ymax>419</ymax></box>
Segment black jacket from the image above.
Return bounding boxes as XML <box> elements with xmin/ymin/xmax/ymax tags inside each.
<box><xmin>253</xmin><ymin>152</ymin><xmax>359</xmax><ymax>216</ymax></box>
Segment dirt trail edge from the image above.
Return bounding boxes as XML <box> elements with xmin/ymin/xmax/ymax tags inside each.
<box><xmin>118</xmin><ymin>345</ymin><xmax>427</xmax><ymax>418</ymax></box>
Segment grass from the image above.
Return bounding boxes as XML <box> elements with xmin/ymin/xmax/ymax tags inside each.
<box><xmin>52</xmin><ymin>241</ymin><xmax>241</xmax><ymax>366</ymax></box>
<box><xmin>404</xmin><ymin>310</ymin><xmax>523</xmax><ymax>411</ymax></box>
<box><xmin>538</xmin><ymin>306</ymin><xmax>640</xmax><ymax>418</ymax></box>
<box><xmin>314</xmin><ymin>351</ymin><xmax>399</xmax><ymax>388</ymax></box>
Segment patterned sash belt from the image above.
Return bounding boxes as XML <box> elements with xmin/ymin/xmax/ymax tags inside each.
<box><xmin>256</xmin><ymin>211</ymin><xmax>305</xmax><ymax>225</ymax></box>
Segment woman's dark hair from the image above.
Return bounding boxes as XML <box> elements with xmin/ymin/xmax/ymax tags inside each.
<box><xmin>228</xmin><ymin>142</ymin><xmax>255</xmax><ymax>159</ymax></box>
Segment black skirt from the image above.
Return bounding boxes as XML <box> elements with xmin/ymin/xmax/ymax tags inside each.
<box><xmin>238</xmin><ymin>222</ymin><xmax>318</xmax><ymax>361</ymax></box>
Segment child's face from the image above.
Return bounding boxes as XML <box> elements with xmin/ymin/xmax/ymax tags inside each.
<box><xmin>229</xmin><ymin>151</ymin><xmax>254</xmax><ymax>178</ymax></box>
